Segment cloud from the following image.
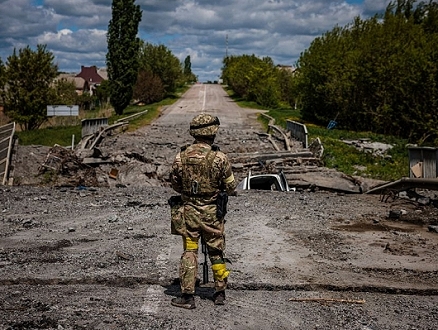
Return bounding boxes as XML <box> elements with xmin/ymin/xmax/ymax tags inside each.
<box><xmin>0</xmin><ymin>0</ymin><xmax>392</xmax><ymax>81</ymax></box>
<box><xmin>0</xmin><ymin>0</ymin><xmax>58</xmax><ymax>43</ymax></box>
<box><xmin>363</xmin><ymin>0</ymin><xmax>389</xmax><ymax>15</ymax></box>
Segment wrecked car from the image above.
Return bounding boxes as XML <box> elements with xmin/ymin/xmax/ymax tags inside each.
<box><xmin>237</xmin><ymin>170</ymin><xmax>292</xmax><ymax>191</ymax></box>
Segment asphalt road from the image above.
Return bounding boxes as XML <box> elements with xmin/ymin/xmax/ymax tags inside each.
<box><xmin>1</xmin><ymin>84</ymin><xmax>438</xmax><ymax>329</ymax></box>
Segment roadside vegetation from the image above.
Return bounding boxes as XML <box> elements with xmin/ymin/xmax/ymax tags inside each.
<box><xmin>222</xmin><ymin>1</ymin><xmax>438</xmax><ymax>146</ymax></box>
<box><xmin>228</xmin><ymin>90</ymin><xmax>409</xmax><ymax>182</ymax></box>
<box><xmin>16</xmin><ymin>86</ymin><xmax>189</xmax><ymax>146</ymax></box>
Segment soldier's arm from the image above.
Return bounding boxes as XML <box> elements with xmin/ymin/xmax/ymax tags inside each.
<box><xmin>170</xmin><ymin>153</ymin><xmax>183</xmax><ymax>193</ymax></box>
<box><xmin>221</xmin><ymin>154</ymin><xmax>236</xmax><ymax>195</ymax></box>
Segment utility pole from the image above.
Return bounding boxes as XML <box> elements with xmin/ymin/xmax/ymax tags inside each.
<box><xmin>225</xmin><ymin>34</ymin><xmax>228</xmax><ymax>58</ymax></box>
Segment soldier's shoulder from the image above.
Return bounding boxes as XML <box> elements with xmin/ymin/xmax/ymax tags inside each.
<box><xmin>180</xmin><ymin>143</ymin><xmax>191</xmax><ymax>151</ymax></box>
<box><xmin>214</xmin><ymin>150</ymin><xmax>230</xmax><ymax>162</ymax></box>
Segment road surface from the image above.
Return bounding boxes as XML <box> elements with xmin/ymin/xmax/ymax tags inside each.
<box><xmin>1</xmin><ymin>84</ymin><xmax>437</xmax><ymax>329</ymax></box>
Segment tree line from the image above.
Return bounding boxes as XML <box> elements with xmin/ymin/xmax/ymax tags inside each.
<box><xmin>221</xmin><ymin>55</ymin><xmax>296</xmax><ymax>110</ymax></box>
<box><xmin>297</xmin><ymin>0</ymin><xmax>438</xmax><ymax>144</ymax></box>
<box><xmin>0</xmin><ymin>0</ymin><xmax>196</xmax><ymax>130</ymax></box>
<box><xmin>223</xmin><ymin>0</ymin><xmax>438</xmax><ymax>145</ymax></box>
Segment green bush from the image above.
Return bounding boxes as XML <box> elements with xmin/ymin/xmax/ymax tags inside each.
<box><xmin>265</xmin><ymin>109</ymin><xmax>408</xmax><ymax>181</ymax></box>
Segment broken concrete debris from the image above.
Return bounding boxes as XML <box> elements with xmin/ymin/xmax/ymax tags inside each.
<box><xmin>342</xmin><ymin>139</ymin><xmax>393</xmax><ymax>158</ymax></box>
<box><xmin>39</xmin><ymin>145</ymin><xmax>99</xmax><ymax>187</ymax></box>
<box><xmin>33</xmin><ymin>123</ymin><xmax>387</xmax><ymax>196</ymax></box>
<box><xmin>18</xmin><ymin>115</ymin><xmax>433</xmax><ymax>200</ymax></box>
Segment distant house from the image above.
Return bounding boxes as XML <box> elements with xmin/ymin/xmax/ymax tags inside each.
<box><xmin>54</xmin><ymin>66</ymin><xmax>107</xmax><ymax>97</ymax></box>
<box><xmin>97</xmin><ymin>67</ymin><xmax>108</xmax><ymax>80</ymax></box>
<box><xmin>55</xmin><ymin>73</ymin><xmax>89</xmax><ymax>95</ymax></box>
<box><xmin>276</xmin><ymin>64</ymin><xmax>296</xmax><ymax>74</ymax></box>
<box><xmin>75</xmin><ymin>66</ymin><xmax>106</xmax><ymax>95</ymax></box>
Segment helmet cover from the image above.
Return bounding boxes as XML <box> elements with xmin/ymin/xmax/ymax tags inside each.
<box><xmin>189</xmin><ymin>113</ymin><xmax>220</xmax><ymax>137</ymax></box>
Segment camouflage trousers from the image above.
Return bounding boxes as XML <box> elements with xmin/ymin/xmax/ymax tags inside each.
<box><xmin>179</xmin><ymin>202</ymin><xmax>229</xmax><ymax>294</ymax></box>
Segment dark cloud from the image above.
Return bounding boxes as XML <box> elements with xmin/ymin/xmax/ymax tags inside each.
<box><xmin>0</xmin><ymin>0</ymin><xmax>391</xmax><ymax>81</ymax></box>
<box><xmin>0</xmin><ymin>0</ymin><xmax>58</xmax><ymax>39</ymax></box>
<box><xmin>44</xmin><ymin>0</ymin><xmax>109</xmax><ymax>19</ymax></box>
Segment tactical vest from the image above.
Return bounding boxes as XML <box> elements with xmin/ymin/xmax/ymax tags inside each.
<box><xmin>181</xmin><ymin>145</ymin><xmax>218</xmax><ymax>197</ymax></box>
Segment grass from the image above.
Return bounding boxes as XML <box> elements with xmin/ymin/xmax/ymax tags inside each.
<box><xmin>306</xmin><ymin>125</ymin><xmax>409</xmax><ymax>181</ymax></box>
<box><xmin>226</xmin><ymin>90</ymin><xmax>409</xmax><ymax>182</ymax></box>
<box><xmin>16</xmin><ymin>125</ymin><xmax>82</xmax><ymax>146</ymax></box>
<box><xmin>15</xmin><ymin>85</ymin><xmax>409</xmax><ymax>181</ymax></box>
<box><xmin>16</xmin><ymin>86</ymin><xmax>190</xmax><ymax>147</ymax></box>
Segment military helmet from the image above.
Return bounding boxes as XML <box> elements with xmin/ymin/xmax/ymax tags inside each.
<box><xmin>189</xmin><ymin>113</ymin><xmax>220</xmax><ymax>137</ymax></box>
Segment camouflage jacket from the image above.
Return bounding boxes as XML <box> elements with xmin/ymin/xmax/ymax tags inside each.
<box><xmin>170</xmin><ymin>141</ymin><xmax>236</xmax><ymax>205</ymax></box>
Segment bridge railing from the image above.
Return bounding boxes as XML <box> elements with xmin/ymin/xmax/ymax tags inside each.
<box><xmin>0</xmin><ymin>122</ymin><xmax>16</xmax><ymax>185</ymax></box>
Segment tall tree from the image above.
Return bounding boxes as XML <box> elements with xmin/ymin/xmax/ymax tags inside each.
<box><xmin>106</xmin><ymin>0</ymin><xmax>142</xmax><ymax>115</ymax></box>
<box><xmin>0</xmin><ymin>45</ymin><xmax>58</xmax><ymax>130</ymax></box>
<box><xmin>183</xmin><ymin>55</ymin><xmax>197</xmax><ymax>83</ymax></box>
<box><xmin>0</xmin><ymin>57</ymin><xmax>5</xmax><ymax>104</ymax></box>
<box><xmin>183</xmin><ymin>55</ymin><xmax>192</xmax><ymax>76</ymax></box>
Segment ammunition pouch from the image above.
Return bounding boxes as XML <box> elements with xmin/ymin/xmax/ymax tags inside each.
<box><xmin>216</xmin><ymin>191</ymin><xmax>228</xmax><ymax>219</ymax></box>
<box><xmin>168</xmin><ymin>195</ymin><xmax>186</xmax><ymax>236</ymax></box>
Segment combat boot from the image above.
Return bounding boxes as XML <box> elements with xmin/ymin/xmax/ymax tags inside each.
<box><xmin>171</xmin><ymin>293</ymin><xmax>196</xmax><ymax>309</ymax></box>
<box><xmin>213</xmin><ymin>290</ymin><xmax>225</xmax><ymax>305</ymax></box>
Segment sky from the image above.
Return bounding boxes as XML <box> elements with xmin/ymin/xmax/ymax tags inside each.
<box><xmin>0</xmin><ymin>0</ymin><xmax>391</xmax><ymax>82</ymax></box>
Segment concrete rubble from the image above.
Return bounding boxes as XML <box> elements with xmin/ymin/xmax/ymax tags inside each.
<box><xmin>14</xmin><ymin>119</ymin><xmax>389</xmax><ymax>197</ymax></box>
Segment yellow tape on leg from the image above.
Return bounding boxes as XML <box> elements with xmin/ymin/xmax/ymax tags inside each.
<box><xmin>183</xmin><ymin>237</ymin><xmax>199</xmax><ymax>251</ymax></box>
<box><xmin>211</xmin><ymin>263</ymin><xmax>230</xmax><ymax>281</ymax></box>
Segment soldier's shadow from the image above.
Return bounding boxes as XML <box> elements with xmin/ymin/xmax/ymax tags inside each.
<box><xmin>163</xmin><ymin>278</ymin><xmax>215</xmax><ymax>302</ymax></box>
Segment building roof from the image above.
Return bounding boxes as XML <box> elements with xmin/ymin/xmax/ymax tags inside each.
<box><xmin>97</xmin><ymin>68</ymin><xmax>108</xmax><ymax>80</ymax></box>
<box><xmin>76</xmin><ymin>66</ymin><xmax>105</xmax><ymax>84</ymax></box>
<box><xmin>55</xmin><ymin>74</ymin><xmax>87</xmax><ymax>90</ymax></box>
<box><xmin>276</xmin><ymin>64</ymin><xmax>296</xmax><ymax>73</ymax></box>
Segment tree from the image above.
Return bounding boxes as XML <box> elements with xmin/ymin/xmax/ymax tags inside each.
<box><xmin>0</xmin><ymin>57</ymin><xmax>4</xmax><ymax>88</ymax></box>
<box><xmin>133</xmin><ymin>69</ymin><xmax>165</xmax><ymax>104</ymax></box>
<box><xmin>0</xmin><ymin>57</ymin><xmax>5</xmax><ymax>107</ymax></box>
<box><xmin>277</xmin><ymin>67</ymin><xmax>297</xmax><ymax>108</ymax></box>
<box><xmin>138</xmin><ymin>42</ymin><xmax>183</xmax><ymax>93</ymax></box>
<box><xmin>183</xmin><ymin>56</ymin><xmax>191</xmax><ymax>76</ymax></box>
<box><xmin>183</xmin><ymin>55</ymin><xmax>197</xmax><ymax>83</ymax></box>
<box><xmin>294</xmin><ymin>0</ymin><xmax>438</xmax><ymax>143</ymax></box>
<box><xmin>53</xmin><ymin>78</ymin><xmax>77</xmax><ymax>105</ymax></box>
<box><xmin>222</xmin><ymin>54</ymin><xmax>281</xmax><ymax>108</ymax></box>
<box><xmin>94</xmin><ymin>80</ymin><xmax>112</xmax><ymax>109</ymax></box>
<box><xmin>0</xmin><ymin>45</ymin><xmax>58</xmax><ymax>130</ymax></box>
<box><xmin>106</xmin><ymin>0</ymin><xmax>142</xmax><ymax>115</ymax></box>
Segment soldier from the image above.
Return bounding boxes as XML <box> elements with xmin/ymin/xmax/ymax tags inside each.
<box><xmin>169</xmin><ymin>113</ymin><xmax>236</xmax><ymax>309</ymax></box>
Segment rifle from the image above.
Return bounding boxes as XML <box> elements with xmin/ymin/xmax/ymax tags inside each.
<box><xmin>201</xmin><ymin>236</ymin><xmax>209</xmax><ymax>284</ymax></box>
<box><xmin>216</xmin><ymin>191</ymin><xmax>228</xmax><ymax>218</ymax></box>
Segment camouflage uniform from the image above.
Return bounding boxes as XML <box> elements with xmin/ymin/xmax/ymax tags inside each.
<box><xmin>170</xmin><ymin>114</ymin><xmax>236</xmax><ymax>300</ymax></box>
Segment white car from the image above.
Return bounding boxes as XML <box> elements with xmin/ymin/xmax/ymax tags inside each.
<box><xmin>237</xmin><ymin>170</ymin><xmax>292</xmax><ymax>191</ymax></box>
